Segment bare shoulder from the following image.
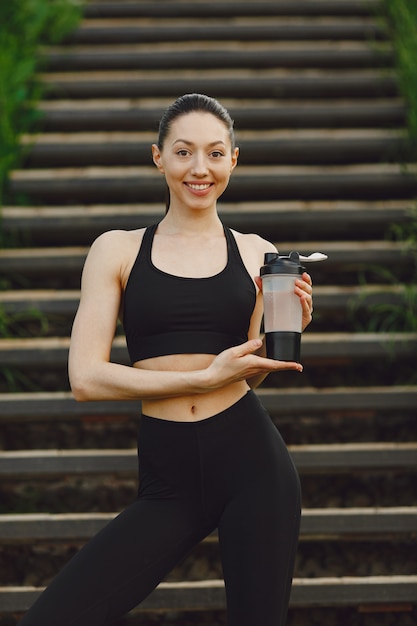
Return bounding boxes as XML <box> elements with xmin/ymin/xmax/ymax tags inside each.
<box><xmin>89</xmin><ymin>228</ymin><xmax>145</xmax><ymax>255</ymax></box>
<box><xmin>84</xmin><ymin>228</ymin><xmax>146</xmax><ymax>282</ymax></box>
<box><xmin>231</xmin><ymin>229</ymin><xmax>277</xmax><ymax>259</ymax></box>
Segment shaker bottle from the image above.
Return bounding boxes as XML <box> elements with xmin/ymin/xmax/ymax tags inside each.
<box><xmin>260</xmin><ymin>250</ymin><xmax>328</xmax><ymax>362</ymax></box>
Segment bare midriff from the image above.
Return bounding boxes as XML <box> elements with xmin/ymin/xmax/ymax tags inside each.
<box><xmin>133</xmin><ymin>353</ymin><xmax>250</xmax><ymax>422</ymax></box>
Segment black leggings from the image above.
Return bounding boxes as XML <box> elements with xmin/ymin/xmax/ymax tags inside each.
<box><xmin>19</xmin><ymin>391</ymin><xmax>301</xmax><ymax>626</ymax></box>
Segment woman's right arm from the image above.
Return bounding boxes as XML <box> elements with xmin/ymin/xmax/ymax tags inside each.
<box><xmin>68</xmin><ymin>231</ymin><xmax>301</xmax><ymax>403</ymax></box>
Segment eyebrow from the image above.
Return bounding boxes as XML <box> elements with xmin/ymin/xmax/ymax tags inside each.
<box><xmin>172</xmin><ymin>139</ymin><xmax>226</xmax><ymax>147</ymax></box>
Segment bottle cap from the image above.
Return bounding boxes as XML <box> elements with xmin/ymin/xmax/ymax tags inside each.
<box><xmin>260</xmin><ymin>251</ymin><xmax>328</xmax><ymax>276</ymax></box>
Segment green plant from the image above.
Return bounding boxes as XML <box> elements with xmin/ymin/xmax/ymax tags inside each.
<box><xmin>0</xmin><ymin>305</ymin><xmax>50</xmax><ymax>338</ymax></box>
<box><xmin>357</xmin><ymin>2</ymin><xmax>417</xmax><ymax>335</ymax></box>
<box><xmin>383</xmin><ymin>0</ymin><xmax>417</xmax><ymax>145</ymax></box>
<box><xmin>0</xmin><ymin>0</ymin><xmax>83</xmax><ymax>208</ymax></box>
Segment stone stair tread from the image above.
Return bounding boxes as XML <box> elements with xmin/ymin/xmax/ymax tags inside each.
<box><xmin>43</xmin><ymin>67</ymin><xmax>328</xmax><ymax>82</ymax></box>
<box><xmin>1</xmin><ymin>386</ymin><xmax>416</xmax><ymax>422</ymax></box>
<box><xmin>23</xmin><ymin>129</ymin><xmax>404</xmax><ymax>143</ymax></box>
<box><xmin>65</xmin><ymin>21</ymin><xmax>385</xmax><ymax>47</ymax></box>
<box><xmin>10</xmin><ymin>172</ymin><xmax>415</xmax><ymax>202</ymax></box>
<box><xmin>83</xmin><ymin>1</ymin><xmax>380</xmax><ymax>19</ymax></box>
<box><xmin>2</xmin><ymin>575</ymin><xmax>417</xmax><ymax>612</ymax></box>
<box><xmin>37</xmin><ymin>100</ymin><xmax>407</xmax><ymax>131</ymax></box>
<box><xmin>1</xmin><ymin>199</ymin><xmax>412</xmax><ymax>220</ymax></box>
<box><xmin>0</xmin><ymin>507</ymin><xmax>415</xmax><ymax>541</ymax></box>
<box><xmin>1</xmin><ymin>443</ymin><xmax>416</xmax><ymax>478</ymax></box>
<box><xmin>11</xmin><ymin>163</ymin><xmax>415</xmax><ymax>180</ymax></box>
<box><xmin>38</xmin><ymin>72</ymin><xmax>397</xmax><ymax>101</ymax></box>
<box><xmin>44</xmin><ymin>45</ymin><xmax>392</xmax><ymax>71</ymax></box>
<box><xmin>40</xmin><ymin>68</ymin><xmax>392</xmax><ymax>82</ymax></box>
<box><xmin>76</xmin><ymin>16</ymin><xmax>380</xmax><ymax>26</ymax></box>
<box><xmin>1</xmin><ymin>332</ymin><xmax>416</xmax><ymax>366</ymax></box>
<box><xmin>21</xmin><ymin>129</ymin><xmax>408</xmax><ymax>168</ymax></box>
<box><xmin>20</xmin><ymin>133</ymin><xmax>410</xmax><ymax>169</ymax></box>
<box><xmin>46</xmin><ymin>41</ymin><xmax>389</xmax><ymax>55</ymax></box>
<box><xmin>39</xmin><ymin>96</ymin><xmax>405</xmax><ymax>110</ymax></box>
<box><xmin>0</xmin><ymin>284</ymin><xmax>406</xmax><ymax>315</ymax></box>
<box><xmin>0</xmin><ymin>240</ymin><xmax>411</xmax><ymax>275</ymax></box>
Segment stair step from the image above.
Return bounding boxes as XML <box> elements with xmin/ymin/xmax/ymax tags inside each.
<box><xmin>1</xmin><ymin>386</ymin><xmax>416</xmax><ymax>423</ymax></box>
<box><xmin>21</xmin><ymin>130</ymin><xmax>409</xmax><ymax>168</ymax></box>
<box><xmin>2</xmin><ymin>575</ymin><xmax>416</xmax><ymax>612</ymax></box>
<box><xmin>44</xmin><ymin>45</ymin><xmax>393</xmax><ymax>72</ymax></box>
<box><xmin>83</xmin><ymin>1</ymin><xmax>380</xmax><ymax>19</ymax></box>
<box><xmin>0</xmin><ymin>200</ymin><xmax>412</xmax><ymax>242</ymax></box>
<box><xmin>9</xmin><ymin>164</ymin><xmax>417</xmax><ymax>204</ymax></box>
<box><xmin>1</xmin><ymin>443</ymin><xmax>416</xmax><ymax>479</ymax></box>
<box><xmin>0</xmin><ymin>284</ymin><xmax>407</xmax><ymax>317</ymax></box>
<box><xmin>38</xmin><ymin>100</ymin><xmax>407</xmax><ymax>132</ymax></box>
<box><xmin>65</xmin><ymin>21</ymin><xmax>386</xmax><ymax>46</ymax></box>
<box><xmin>40</xmin><ymin>70</ymin><xmax>397</xmax><ymax>100</ymax></box>
<box><xmin>1</xmin><ymin>507</ymin><xmax>415</xmax><ymax>542</ymax></box>
<box><xmin>1</xmin><ymin>333</ymin><xmax>416</xmax><ymax>368</ymax></box>
<box><xmin>0</xmin><ymin>241</ymin><xmax>411</xmax><ymax>277</ymax></box>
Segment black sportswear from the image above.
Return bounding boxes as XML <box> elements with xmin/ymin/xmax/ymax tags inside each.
<box><xmin>19</xmin><ymin>391</ymin><xmax>301</xmax><ymax>626</ymax></box>
<box><xmin>123</xmin><ymin>223</ymin><xmax>256</xmax><ymax>363</ymax></box>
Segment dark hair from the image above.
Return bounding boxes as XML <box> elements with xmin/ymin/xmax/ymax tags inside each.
<box><xmin>157</xmin><ymin>93</ymin><xmax>235</xmax><ymax>151</ymax></box>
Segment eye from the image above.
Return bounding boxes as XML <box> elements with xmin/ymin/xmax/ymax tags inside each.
<box><xmin>210</xmin><ymin>150</ymin><xmax>224</xmax><ymax>158</ymax></box>
<box><xmin>176</xmin><ymin>149</ymin><xmax>190</xmax><ymax>157</ymax></box>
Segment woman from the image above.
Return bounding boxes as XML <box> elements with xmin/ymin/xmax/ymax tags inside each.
<box><xmin>20</xmin><ymin>93</ymin><xmax>313</xmax><ymax>626</ymax></box>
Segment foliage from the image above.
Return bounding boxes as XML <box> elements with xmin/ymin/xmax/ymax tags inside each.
<box><xmin>0</xmin><ymin>306</ymin><xmax>49</xmax><ymax>339</ymax></box>
<box><xmin>0</xmin><ymin>0</ymin><xmax>83</xmax><ymax>208</ymax></box>
<box><xmin>371</xmin><ymin>1</ymin><xmax>417</xmax><ymax>333</ymax></box>
<box><xmin>383</xmin><ymin>0</ymin><xmax>417</xmax><ymax>144</ymax></box>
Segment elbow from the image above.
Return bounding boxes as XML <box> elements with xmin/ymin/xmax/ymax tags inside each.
<box><xmin>69</xmin><ymin>367</ymin><xmax>96</xmax><ymax>402</ymax></box>
<box><xmin>70</xmin><ymin>378</ymin><xmax>93</xmax><ymax>402</ymax></box>
<box><xmin>71</xmin><ymin>384</ymin><xmax>91</xmax><ymax>402</ymax></box>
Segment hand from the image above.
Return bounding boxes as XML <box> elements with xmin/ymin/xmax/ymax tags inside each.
<box><xmin>295</xmin><ymin>272</ymin><xmax>313</xmax><ymax>330</ymax></box>
<box><xmin>204</xmin><ymin>339</ymin><xmax>302</xmax><ymax>390</ymax></box>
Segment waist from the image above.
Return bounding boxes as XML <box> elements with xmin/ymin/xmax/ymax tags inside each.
<box><xmin>135</xmin><ymin>355</ymin><xmax>249</xmax><ymax>421</ymax></box>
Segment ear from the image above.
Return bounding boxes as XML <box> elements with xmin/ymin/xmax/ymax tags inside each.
<box><xmin>152</xmin><ymin>144</ymin><xmax>164</xmax><ymax>172</ymax></box>
<box><xmin>230</xmin><ymin>146</ymin><xmax>239</xmax><ymax>173</ymax></box>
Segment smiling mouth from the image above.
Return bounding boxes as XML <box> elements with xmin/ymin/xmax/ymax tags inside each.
<box><xmin>185</xmin><ymin>183</ymin><xmax>212</xmax><ymax>190</ymax></box>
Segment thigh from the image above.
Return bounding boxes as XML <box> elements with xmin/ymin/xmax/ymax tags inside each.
<box><xmin>19</xmin><ymin>498</ymin><xmax>206</xmax><ymax>626</ymax></box>
<box><xmin>217</xmin><ymin>426</ymin><xmax>301</xmax><ymax>626</ymax></box>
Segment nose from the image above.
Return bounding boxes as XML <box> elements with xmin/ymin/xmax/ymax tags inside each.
<box><xmin>190</xmin><ymin>152</ymin><xmax>208</xmax><ymax>177</ymax></box>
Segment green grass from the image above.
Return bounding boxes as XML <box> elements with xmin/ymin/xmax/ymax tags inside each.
<box><xmin>0</xmin><ymin>1</ymin><xmax>83</xmax><ymax>211</ymax></box>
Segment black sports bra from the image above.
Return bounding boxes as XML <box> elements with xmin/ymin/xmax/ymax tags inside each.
<box><xmin>122</xmin><ymin>223</ymin><xmax>257</xmax><ymax>363</ymax></box>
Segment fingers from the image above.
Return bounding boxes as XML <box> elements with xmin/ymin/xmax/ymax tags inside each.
<box><xmin>295</xmin><ymin>273</ymin><xmax>313</xmax><ymax>327</ymax></box>
<box><xmin>231</xmin><ymin>340</ymin><xmax>303</xmax><ymax>372</ymax></box>
<box><xmin>232</xmin><ymin>338</ymin><xmax>263</xmax><ymax>356</ymax></box>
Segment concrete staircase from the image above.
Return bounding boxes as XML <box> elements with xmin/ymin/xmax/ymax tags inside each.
<box><xmin>1</xmin><ymin>1</ymin><xmax>417</xmax><ymax>624</ymax></box>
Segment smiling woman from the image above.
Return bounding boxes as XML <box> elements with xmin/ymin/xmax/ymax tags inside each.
<box><xmin>19</xmin><ymin>94</ymin><xmax>313</xmax><ymax>626</ymax></box>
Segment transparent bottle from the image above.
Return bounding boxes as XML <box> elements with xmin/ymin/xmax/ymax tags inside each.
<box><xmin>261</xmin><ymin>251</ymin><xmax>304</xmax><ymax>361</ymax></box>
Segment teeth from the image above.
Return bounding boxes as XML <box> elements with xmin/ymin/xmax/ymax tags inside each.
<box><xmin>187</xmin><ymin>183</ymin><xmax>211</xmax><ymax>190</ymax></box>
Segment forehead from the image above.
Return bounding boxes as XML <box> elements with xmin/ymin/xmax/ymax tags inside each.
<box><xmin>167</xmin><ymin>111</ymin><xmax>230</xmax><ymax>145</ymax></box>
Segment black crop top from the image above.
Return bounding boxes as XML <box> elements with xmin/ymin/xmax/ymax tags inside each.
<box><xmin>123</xmin><ymin>223</ymin><xmax>257</xmax><ymax>363</ymax></box>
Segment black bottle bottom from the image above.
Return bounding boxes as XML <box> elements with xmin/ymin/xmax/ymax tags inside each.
<box><xmin>266</xmin><ymin>332</ymin><xmax>301</xmax><ymax>362</ymax></box>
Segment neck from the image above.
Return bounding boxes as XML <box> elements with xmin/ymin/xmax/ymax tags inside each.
<box><xmin>159</xmin><ymin>208</ymin><xmax>223</xmax><ymax>236</ymax></box>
